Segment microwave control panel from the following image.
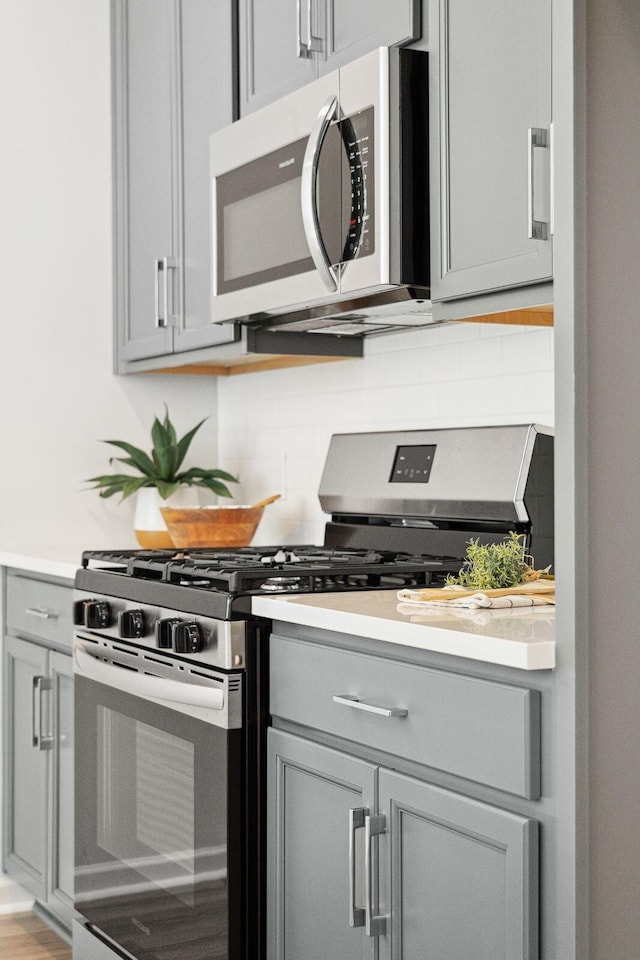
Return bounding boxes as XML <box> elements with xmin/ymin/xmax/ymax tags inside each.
<box><xmin>340</xmin><ymin>106</ymin><xmax>375</xmax><ymax>263</ymax></box>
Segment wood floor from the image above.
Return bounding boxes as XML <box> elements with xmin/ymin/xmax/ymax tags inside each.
<box><xmin>0</xmin><ymin>912</ymin><xmax>71</xmax><ymax>960</ymax></box>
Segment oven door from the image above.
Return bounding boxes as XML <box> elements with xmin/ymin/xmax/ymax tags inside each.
<box><xmin>74</xmin><ymin>640</ymin><xmax>244</xmax><ymax>960</ymax></box>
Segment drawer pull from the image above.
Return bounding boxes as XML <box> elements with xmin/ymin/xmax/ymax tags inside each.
<box><xmin>26</xmin><ymin>607</ymin><xmax>58</xmax><ymax>620</ymax></box>
<box><xmin>333</xmin><ymin>694</ymin><xmax>408</xmax><ymax>718</ymax></box>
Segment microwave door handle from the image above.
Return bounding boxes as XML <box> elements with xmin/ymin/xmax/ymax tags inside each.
<box><xmin>301</xmin><ymin>95</ymin><xmax>339</xmax><ymax>292</ymax></box>
<box><xmin>73</xmin><ymin>644</ymin><xmax>225</xmax><ymax>711</ymax></box>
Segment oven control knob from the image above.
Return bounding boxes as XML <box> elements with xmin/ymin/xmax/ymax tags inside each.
<box><xmin>85</xmin><ymin>600</ymin><xmax>112</xmax><ymax>629</ymax></box>
<box><xmin>73</xmin><ymin>598</ymin><xmax>94</xmax><ymax>625</ymax></box>
<box><xmin>155</xmin><ymin>617</ymin><xmax>180</xmax><ymax>650</ymax></box>
<box><xmin>173</xmin><ymin>621</ymin><xmax>203</xmax><ymax>654</ymax></box>
<box><xmin>119</xmin><ymin>608</ymin><xmax>146</xmax><ymax>639</ymax></box>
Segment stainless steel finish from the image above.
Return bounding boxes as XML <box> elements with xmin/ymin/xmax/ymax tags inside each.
<box><xmin>32</xmin><ymin>676</ymin><xmax>53</xmax><ymax>750</ymax></box>
<box><xmin>73</xmin><ymin>637</ymin><xmax>242</xmax><ymax>729</ymax></box>
<box><xmin>319</xmin><ymin>424</ymin><xmax>552</xmax><ymax>523</ymax></box>
<box><xmin>155</xmin><ymin>256</ymin><xmax>177</xmax><ymax>328</ymax></box>
<box><xmin>301</xmin><ymin>95</ymin><xmax>339</xmax><ymax>292</ymax></box>
<box><xmin>154</xmin><ymin>258</ymin><xmax>162</xmax><ymax>327</ymax></box>
<box><xmin>527</xmin><ymin>127</ymin><xmax>549</xmax><ymax>241</ymax></box>
<box><xmin>549</xmin><ymin>121</ymin><xmax>555</xmax><ymax>236</ymax></box>
<box><xmin>364</xmin><ymin>813</ymin><xmax>386</xmax><ymax>937</ymax></box>
<box><xmin>26</xmin><ymin>607</ymin><xmax>58</xmax><ymax>620</ymax></box>
<box><xmin>209</xmin><ymin>47</ymin><xmax>432</xmax><ymax>333</ymax></box>
<box><xmin>333</xmin><ymin>694</ymin><xmax>408</xmax><ymax>719</ymax></box>
<box><xmin>348</xmin><ymin>807</ymin><xmax>366</xmax><ymax>928</ymax></box>
<box><xmin>296</xmin><ymin>0</ymin><xmax>322</xmax><ymax>57</ymax></box>
<box><xmin>210</xmin><ymin>69</ymin><xmax>339</xmax><ymax>324</ymax></box>
<box><xmin>73</xmin><ymin>590</ymin><xmax>246</xmax><ymax>671</ymax></box>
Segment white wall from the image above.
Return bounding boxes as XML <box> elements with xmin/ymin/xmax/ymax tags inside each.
<box><xmin>217</xmin><ymin>322</ymin><xmax>554</xmax><ymax>545</ymax></box>
<box><xmin>0</xmin><ymin>0</ymin><xmax>218</xmax><ymax>552</ymax></box>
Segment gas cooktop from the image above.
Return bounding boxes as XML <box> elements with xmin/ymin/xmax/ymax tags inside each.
<box><xmin>81</xmin><ymin>545</ymin><xmax>460</xmax><ymax>596</ymax></box>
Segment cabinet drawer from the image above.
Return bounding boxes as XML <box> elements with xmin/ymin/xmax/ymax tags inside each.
<box><xmin>270</xmin><ymin>635</ymin><xmax>540</xmax><ymax>799</ymax></box>
<box><xmin>6</xmin><ymin>572</ymin><xmax>73</xmax><ymax>649</ymax></box>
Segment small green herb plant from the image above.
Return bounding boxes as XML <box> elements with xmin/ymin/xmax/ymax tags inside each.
<box><xmin>86</xmin><ymin>406</ymin><xmax>238</xmax><ymax>502</ymax></box>
<box><xmin>445</xmin><ymin>532</ymin><xmax>531</xmax><ymax>590</ymax></box>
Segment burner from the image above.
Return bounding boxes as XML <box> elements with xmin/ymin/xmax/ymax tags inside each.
<box><xmin>259</xmin><ymin>576</ymin><xmax>305</xmax><ymax>592</ymax></box>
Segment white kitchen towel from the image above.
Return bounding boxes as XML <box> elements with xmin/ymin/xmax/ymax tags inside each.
<box><xmin>396</xmin><ymin>590</ymin><xmax>555</xmax><ymax>609</ymax></box>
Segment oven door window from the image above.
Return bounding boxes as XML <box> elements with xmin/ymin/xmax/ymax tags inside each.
<box><xmin>75</xmin><ymin>676</ymin><xmax>242</xmax><ymax>960</ymax></box>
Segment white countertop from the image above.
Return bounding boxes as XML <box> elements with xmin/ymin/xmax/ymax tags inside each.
<box><xmin>0</xmin><ymin>545</ymin><xmax>84</xmax><ymax>581</ymax></box>
<box><xmin>252</xmin><ymin>589</ymin><xmax>555</xmax><ymax>670</ymax></box>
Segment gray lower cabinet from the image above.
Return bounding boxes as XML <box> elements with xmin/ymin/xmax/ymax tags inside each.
<box><xmin>268</xmin><ymin>731</ymin><xmax>377</xmax><ymax>960</ymax></box>
<box><xmin>113</xmin><ymin>0</ymin><xmax>237</xmax><ymax>365</ymax></box>
<box><xmin>2</xmin><ymin>571</ymin><xmax>75</xmax><ymax>932</ymax></box>
<box><xmin>268</xmin><ymin>630</ymin><xmax>544</xmax><ymax>959</ymax></box>
<box><xmin>268</xmin><ymin>728</ymin><xmax>537</xmax><ymax>960</ymax></box>
<box><xmin>239</xmin><ymin>0</ymin><xmax>421</xmax><ymax>116</ymax></box>
<box><xmin>428</xmin><ymin>0</ymin><xmax>553</xmax><ymax>300</ymax></box>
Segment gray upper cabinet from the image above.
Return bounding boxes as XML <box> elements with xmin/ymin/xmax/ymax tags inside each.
<box><xmin>429</xmin><ymin>0</ymin><xmax>552</xmax><ymax>300</ymax></box>
<box><xmin>113</xmin><ymin>0</ymin><xmax>237</xmax><ymax>364</ymax></box>
<box><xmin>239</xmin><ymin>0</ymin><xmax>420</xmax><ymax>116</ymax></box>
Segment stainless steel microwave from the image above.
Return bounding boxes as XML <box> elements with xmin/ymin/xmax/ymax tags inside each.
<box><xmin>209</xmin><ymin>47</ymin><xmax>437</xmax><ymax>337</ymax></box>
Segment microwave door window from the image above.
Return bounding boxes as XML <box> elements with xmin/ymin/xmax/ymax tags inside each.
<box><xmin>216</xmin><ymin>137</ymin><xmax>315</xmax><ymax>294</ymax></box>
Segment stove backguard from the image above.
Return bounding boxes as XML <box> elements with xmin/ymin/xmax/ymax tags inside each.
<box><xmin>320</xmin><ymin>424</ymin><xmax>554</xmax><ymax>570</ymax></box>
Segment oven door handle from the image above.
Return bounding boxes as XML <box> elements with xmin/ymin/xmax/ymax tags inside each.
<box><xmin>73</xmin><ymin>645</ymin><xmax>225</xmax><ymax>711</ymax></box>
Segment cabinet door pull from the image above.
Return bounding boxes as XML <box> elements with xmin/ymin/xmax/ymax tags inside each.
<box><xmin>296</xmin><ymin>0</ymin><xmax>322</xmax><ymax>57</ymax></box>
<box><xmin>333</xmin><ymin>694</ymin><xmax>408</xmax><ymax>718</ymax></box>
<box><xmin>155</xmin><ymin>257</ymin><xmax>177</xmax><ymax>328</ymax></box>
<box><xmin>348</xmin><ymin>808</ymin><xmax>366</xmax><ymax>928</ymax></box>
<box><xmin>26</xmin><ymin>606</ymin><xmax>58</xmax><ymax>620</ymax></box>
<box><xmin>364</xmin><ymin>814</ymin><xmax>386</xmax><ymax>937</ymax></box>
<box><xmin>32</xmin><ymin>676</ymin><xmax>53</xmax><ymax>750</ymax></box>
<box><xmin>527</xmin><ymin>127</ymin><xmax>549</xmax><ymax>241</ymax></box>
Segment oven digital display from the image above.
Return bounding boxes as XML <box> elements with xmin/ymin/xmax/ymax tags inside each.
<box><xmin>390</xmin><ymin>444</ymin><xmax>436</xmax><ymax>483</ymax></box>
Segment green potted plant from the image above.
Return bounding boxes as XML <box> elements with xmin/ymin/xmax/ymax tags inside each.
<box><xmin>86</xmin><ymin>406</ymin><xmax>237</xmax><ymax>547</ymax></box>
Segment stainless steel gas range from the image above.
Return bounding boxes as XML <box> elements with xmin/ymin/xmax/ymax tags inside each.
<box><xmin>71</xmin><ymin>424</ymin><xmax>553</xmax><ymax>960</ymax></box>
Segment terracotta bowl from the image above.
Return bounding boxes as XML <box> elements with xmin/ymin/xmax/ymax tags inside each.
<box><xmin>159</xmin><ymin>504</ymin><xmax>265</xmax><ymax>548</ymax></box>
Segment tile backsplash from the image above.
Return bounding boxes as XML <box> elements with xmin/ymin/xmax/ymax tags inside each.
<box><xmin>217</xmin><ymin>322</ymin><xmax>554</xmax><ymax>545</ymax></box>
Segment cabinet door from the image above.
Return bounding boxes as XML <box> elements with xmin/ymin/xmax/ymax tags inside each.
<box><xmin>2</xmin><ymin>636</ymin><xmax>49</xmax><ymax>900</ymax></box>
<box><xmin>317</xmin><ymin>0</ymin><xmax>420</xmax><ymax>75</ymax></box>
<box><xmin>47</xmin><ymin>651</ymin><xmax>75</xmax><ymax>927</ymax></box>
<box><xmin>113</xmin><ymin>0</ymin><xmax>175</xmax><ymax>361</ymax></box>
<box><xmin>172</xmin><ymin>0</ymin><xmax>237</xmax><ymax>352</ymax></box>
<box><xmin>267</xmin><ymin>729</ymin><xmax>376</xmax><ymax>960</ymax></box>
<box><xmin>430</xmin><ymin>0</ymin><xmax>552</xmax><ymax>300</ymax></box>
<box><xmin>378</xmin><ymin>769</ymin><xmax>538</xmax><ymax>960</ymax></box>
<box><xmin>238</xmin><ymin>0</ymin><xmax>316</xmax><ymax>117</ymax></box>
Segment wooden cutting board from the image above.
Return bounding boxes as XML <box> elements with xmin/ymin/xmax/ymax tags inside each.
<box><xmin>399</xmin><ymin>580</ymin><xmax>556</xmax><ymax>603</ymax></box>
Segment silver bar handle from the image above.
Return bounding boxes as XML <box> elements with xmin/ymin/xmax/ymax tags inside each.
<box><xmin>154</xmin><ymin>258</ymin><xmax>163</xmax><ymax>327</ymax></box>
<box><xmin>74</xmin><ymin>644</ymin><xmax>224</xmax><ymax>711</ymax></box>
<box><xmin>333</xmin><ymin>694</ymin><xmax>408</xmax><ymax>719</ymax></box>
<box><xmin>527</xmin><ymin>127</ymin><xmax>549</xmax><ymax>241</ymax></box>
<box><xmin>155</xmin><ymin>257</ymin><xmax>177</xmax><ymax>328</ymax></box>
<box><xmin>301</xmin><ymin>95</ymin><xmax>339</xmax><ymax>292</ymax></box>
<box><xmin>32</xmin><ymin>676</ymin><xmax>53</xmax><ymax>750</ymax></box>
<box><xmin>364</xmin><ymin>813</ymin><xmax>386</xmax><ymax>937</ymax></box>
<box><xmin>26</xmin><ymin>607</ymin><xmax>58</xmax><ymax>620</ymax></box>
<box><xmin>296</xmin><ymin>0</ymin><xmax>322</xmax><ymax>58</ymax></box>
<box><xmin>348</xmin><ymin>808</ymin><xmax>366</xmax><ymax>928</ymax></box>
